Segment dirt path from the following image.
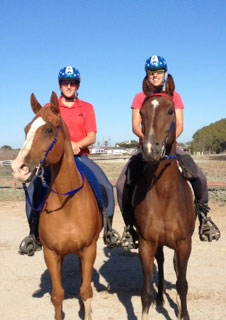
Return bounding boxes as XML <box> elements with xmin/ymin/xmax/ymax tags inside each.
<box><xmin>0</xmin><ymin>200</ymin><xmax>226</xmax><ymax>320</ymax></box>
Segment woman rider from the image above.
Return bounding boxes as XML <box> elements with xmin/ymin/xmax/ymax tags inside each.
<box><xmin>116</xmin><ymin>55</ymin><xmax>220</xmax><ymax>248</ymax></box>
<box><xmin>19</xmin><ymin>66</ymin><xmax>120</xmax><ymax>256</ymax></box>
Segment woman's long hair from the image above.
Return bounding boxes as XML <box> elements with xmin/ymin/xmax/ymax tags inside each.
<box><xmin>142</xmin><ymin>73</ymin><xmax>175</xmax><ymax>97</ymax></box>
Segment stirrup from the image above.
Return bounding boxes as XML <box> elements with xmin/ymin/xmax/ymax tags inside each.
<box><xmin>199</xmin><ymin>218</ymin><xmax>221</xmax><ymax>242</ymax></box>
<box><xmin>104</xmin><ymin>229</ymin><xmax>121</xmax><ymax>248</ymax></box>
<box><xmin>18</xmin><ymin>235</ymin><xmax>42</xmax><ymax>256</ymax></box>
<box><xmin>120</xmin><ymin>226</ymin><xmax>138</xmax><ymax>250</ymax></box>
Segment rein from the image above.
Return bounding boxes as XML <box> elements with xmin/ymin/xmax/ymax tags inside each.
<box><xmin>23</xmin><ymin>124</ymin><xmax>85</xmax><ymax>211</ymax></box>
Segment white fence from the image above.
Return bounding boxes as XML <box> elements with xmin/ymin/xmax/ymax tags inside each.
<box><xmin>0</xmin><ymin>160</ymin><xmax>12</xmax><ymax>167</ymax></box>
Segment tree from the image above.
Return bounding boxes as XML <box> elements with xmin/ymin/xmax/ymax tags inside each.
<box><xmin>1</xmin><ymin>145</ymin><xmax>12</xmax><ymax>150</ymax></box>
<box><xmin>191</xmin><ymin>118</ymin><xmax>226</xmax><ymax>153</ymax></box>
<box><xmin>116</xmin><ymin>140</ymin><xmax>139</xmax><ymax>148</ymax></box>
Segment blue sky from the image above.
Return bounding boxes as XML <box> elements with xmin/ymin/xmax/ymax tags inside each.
<box><xmin>0</xmin><ymin>0</ymin><xmax>226</xmax><ymax>149</ymax></box>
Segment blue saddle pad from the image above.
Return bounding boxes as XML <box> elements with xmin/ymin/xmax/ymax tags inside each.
<box><xmin>75</xmin><ymin>157</ymin><xmax>104</xmax><ymax>211</ymax></box>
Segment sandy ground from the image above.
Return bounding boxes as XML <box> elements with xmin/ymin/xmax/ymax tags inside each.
<box><xmin>0</xmin><ymin>200</ymin><xmax>226</xmax><ymax>320</ymax></box>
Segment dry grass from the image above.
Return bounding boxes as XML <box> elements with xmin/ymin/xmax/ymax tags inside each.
<box><xmin>0</xmin><ymin>150</ymin><xmax>226</xmax><ymax>203</ymax></box>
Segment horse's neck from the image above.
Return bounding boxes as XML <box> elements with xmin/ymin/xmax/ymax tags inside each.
<box><xmin>152</xmin><ymin>143</ymin><xmax>178</xmax><ymax>183</ymax></box>
<box><xmin>51</xmin><ymin>144</ymin><xmax>82</xmax><ymax>194</ymax></box>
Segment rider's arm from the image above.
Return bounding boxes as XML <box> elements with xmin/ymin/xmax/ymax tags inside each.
<box><xmin>175</xmin><ymin>108</ymin><xmax>184</xmax><ymax>139</ymax></box>
<box><xmin>132</xmin><ymin>109</ymin><xmax>144</xmax><ymax>139</ymax></box>
<box><xmin>71</xmin><ymin>132</ymin><xmax>96</xmax><ymax>155</ymax></box>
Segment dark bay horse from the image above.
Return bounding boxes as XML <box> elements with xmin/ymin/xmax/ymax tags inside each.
<box><xmin>133</xmin><ymin>79</ymin><xmax>196</xmax><ymax>320</ymax></box>
<box><xmin>11</xmin><ymin>92</ymin><xmax>103</xmax><ymax>320</ymax></box>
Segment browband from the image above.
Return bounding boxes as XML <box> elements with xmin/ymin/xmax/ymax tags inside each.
<box><xmin>150</xmin><ymin>93</ymin><xmax>174</xmax><ymax>102</ymax></box>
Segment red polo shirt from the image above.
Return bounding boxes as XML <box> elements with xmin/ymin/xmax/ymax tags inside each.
<box><xmin>59</xmin><ymin>97</ymin><xmax>97</xmax><ymax>155</ymax></box>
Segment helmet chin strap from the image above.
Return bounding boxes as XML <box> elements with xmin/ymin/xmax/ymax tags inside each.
<box><xmin>162</xmin><ymin>71</ymin><xmax>168</xmax><ymax>91</ymax></box>
<box><xmin>62</xmin><ymin>92</ymin><xmax>78</xmax><ymax>102</ymax></box>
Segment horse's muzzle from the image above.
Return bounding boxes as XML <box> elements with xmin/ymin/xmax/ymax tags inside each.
<box><xmin>11</xmin><ymin>161</ymin><xmax>35</xmax><ymax>183</ymax></box>
<box><xmin>142</xmin><ymin>142</ymin><xmax>163</xmax><ymax>162</ymax></box>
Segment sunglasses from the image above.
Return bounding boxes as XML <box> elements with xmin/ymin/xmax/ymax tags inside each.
<box><xmin>61</xmin><ymin>81</ymin><xmax>77</xmax><ymax>87</ymax></box>
<box><xmin>147</xmin><ymin>69</ymin><xmax>165</xmax><ymax>76</ymax></box>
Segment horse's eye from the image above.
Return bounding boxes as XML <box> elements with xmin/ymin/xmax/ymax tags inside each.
<box><xmin>45</xmin><ymin>127</ymin><xmax>54</xmax><ymax>135</ymax></box>
<box><xmin>168</xmin><ymin>109</ymin><xmax>174</xmax><ymax>115</ymax></box>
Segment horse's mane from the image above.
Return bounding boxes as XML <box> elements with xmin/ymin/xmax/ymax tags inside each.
<box><xmin>142</xmin><ymin>73</ymin><xmax>175</xmax><ymax>97</ymax></box>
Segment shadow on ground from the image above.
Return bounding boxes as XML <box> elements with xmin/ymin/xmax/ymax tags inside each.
<box><xmin>33</xmin><ymin>247</ymin><xmax>178</xmax><ymax>320</ymax></box>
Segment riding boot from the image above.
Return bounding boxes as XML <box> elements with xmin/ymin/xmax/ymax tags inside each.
<box><xmin>103</xmin><ymin>214</ymin><xmax>121</xmax><ymax>248</ymax></box>
<box><xmin>195</xmin><ymin>200</ymin><xmax>221</xmax><ymax>242</ymax></box>
<box><xmin>18</xmin><ymin>214</ymin><xmax>42</xmax><ymax>256</ymax></box>
<box><xmin>177</xmin><ymin>153</ymin><xmax>221</xmax><ymax>242</ymax></box>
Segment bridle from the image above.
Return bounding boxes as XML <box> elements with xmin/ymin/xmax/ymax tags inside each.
<box><xmin>23</xmin><ymin>122</ymin><xmax>85</xmax><ymax>211</ymax></box>
<box><xmin>150</xmin><ymin>92</ymin><xmax>174</xmax><ymax>102</ymax></box>
<box><xmin>34</xmin><ymin>126</ymin><xmax>61</xmax><ymax>178</ymax></box>
<box><xmin>148</xmin><ymin>93</ymin><xmax>178</xmax><ymax>162</ymax></box>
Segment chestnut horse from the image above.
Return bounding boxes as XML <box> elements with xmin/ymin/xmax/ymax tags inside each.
<box><xmin>133</xmin><ymin>79</ymin><xmax>196</xmax><ymax>320</ymax></box>
<box><xmin>11</xmin><ymin>92</ymin><xmax>103</xmax><ymax>320</ymax></box>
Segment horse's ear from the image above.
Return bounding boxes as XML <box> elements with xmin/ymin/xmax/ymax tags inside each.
<box><xmin>50</xmin><ymin>91</ymin><xmax>60</xmax><ymax>114</ymax></box>
<box><xmin>143</xmin><ymin>76</ymin><xmax>155</xmax><ymax>97</ymax></box>
<box><xmin>30</xmin><ymin>93</ymin><xmax>42</xmax><ymax>114</ymax></box>
<box><xmin>165</xmin><ymin>74</ymin><xmax>175</xmax><ymax>96</ymax></box>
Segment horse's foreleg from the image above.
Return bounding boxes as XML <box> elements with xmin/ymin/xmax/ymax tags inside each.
<box><xmin>43</xmin><ymin>247</ymin><xmax>64</xmax><ymax>320</ymax></box>
<box><xmin>139</xmin><ymin>238</ymin><xmax>157</xmax><ymax>320</ymax></box>
<box><xmin>80</xmin><ymin>242</ymin><xmax>97</xmax><ymax>320</ymax></box>
<box><xmin>155</xmin><ymin>246</ymin><xmax>165</xmax><ymax>307</ymax></box>
<box><xmin>175</xmin><ymin>238</ymin><xmax>192</xmax><ymax>320</ymax></box>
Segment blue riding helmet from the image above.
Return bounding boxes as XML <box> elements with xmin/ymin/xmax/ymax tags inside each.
<box><xmin>58</xmin><ymin>66</ymin><xmax>81</xmax><ymax>83</ymax></box>
<box><xmin>145</xmin><ymin>55</ymin><xmax>168</xmax><ymax>72</ymax></box>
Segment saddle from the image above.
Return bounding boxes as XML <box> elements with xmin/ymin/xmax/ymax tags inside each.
<box><xmin>177</xmin><ymin>154</ymin><xmax>198</xmax><ymax>180</ymax></box>
<box><xmin>76</xmin><ymin>158</ymin><xmax>120</xmax><ymax>248</ymax></box>
<box><xmin>75</xmin><ymin>157</ymin><xmax>104</xmax><ymax>210</ymax></box>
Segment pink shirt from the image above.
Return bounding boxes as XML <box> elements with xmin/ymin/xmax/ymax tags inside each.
<box><xmin>131</xmin><ymin>91</ymin><xmax>184</xmax><ymax>110</ymax></box>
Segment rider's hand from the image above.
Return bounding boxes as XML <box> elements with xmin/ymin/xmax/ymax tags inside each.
<box><xmin>71</xmin><ymin>142</ymin><xmax>81</xmax><ymax>155</ymax></box>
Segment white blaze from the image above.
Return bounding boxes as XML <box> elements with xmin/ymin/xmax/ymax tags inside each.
<box><xmin>19</xmin><ymin>117</ymin><xmax>46</xmax><ymax>159</ymax></box>
<box><xmin>11</xmin><ymin>117</ymin><xmax>47</xmax><ymax>182</ymax></box>
<box><xmin>151</xmin><ymin>99</ymin><xmax>159</xmax><ymax>109</ymax></box>
<box><xmin>146</xmin><ymin>99</ymin><xmax>159</xmax><ymax>152</ymax></box>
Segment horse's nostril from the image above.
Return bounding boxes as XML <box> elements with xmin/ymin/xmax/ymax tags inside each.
<box><xmin>155</xmin><ymin>142</ymin><xmax>159</xmax><ymax>146</ymax></box>
<box><xmin>20</xmin><ymin>164</ymin><xmax>29</xmax><ymax>174</ymax></box>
